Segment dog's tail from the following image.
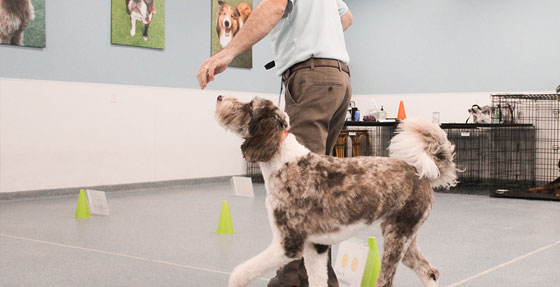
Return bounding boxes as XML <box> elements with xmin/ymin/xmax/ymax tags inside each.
<box><xmin>389</xmin><ymin>118</ymin><xmax>458</xmax><ymax>189</ymax></box>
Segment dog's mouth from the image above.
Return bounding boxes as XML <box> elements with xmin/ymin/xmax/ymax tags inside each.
<box><xmin>224</xmin><ymin>27</ymin><xmax>232</xmax><ymax>37</ymax></box>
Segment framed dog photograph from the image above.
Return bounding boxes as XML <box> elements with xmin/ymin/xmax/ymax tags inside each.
<box><xmin>0</xmin><ymin>0</ymin><xmax>46</xmax><ymax>48</ymax></box>
<box><xmin>211</xmin><ymin>0</ymin><xmax>253</xmax><ymax>69</ymax></box>
<box><xmin>111</xmin><ymin>0</ymin><xmax>165</xmax><ymax>50</ymax></box>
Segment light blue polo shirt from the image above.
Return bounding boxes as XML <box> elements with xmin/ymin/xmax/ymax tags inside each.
<box><xmin>269</xmin><ymin>0</ymin><xmax>350</xmax><ymax>76</ymax></box>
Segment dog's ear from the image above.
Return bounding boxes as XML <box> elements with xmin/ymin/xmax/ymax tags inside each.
<box><xmin>218</xmin><ymin>0</ymin><xmax>225</xmax><ymax>5</ymax></box>
<box><xmin>216</xmin><ymin>17</ymin><xmax>221</xmax><ymax>35</ymax></box>
<box><xmin>241</xmin><ymin>106</ymin><xmax>286</xmax><ymax>162</ymax></box>
<box><xmin>216</xmin><ymin>3</ymin><xmax>222</xmax><ymax>35</ymax></box>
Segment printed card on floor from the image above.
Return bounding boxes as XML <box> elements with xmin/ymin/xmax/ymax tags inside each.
<box><xmin>334</xmin><ymin>238</ymin><xmax>369</xmax><ymax>287</ymax></box>
<box><xmin>230</xmin><ymin>176</ymin><xmax>254</xmax><ymax>197</ymax></box>
<box><xmin>85</xmin><ymin>190</ymin><xmax>110</xmax><ymax>215</ymax></box>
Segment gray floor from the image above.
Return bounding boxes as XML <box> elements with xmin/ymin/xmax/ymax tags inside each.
<box><xmin>1</xmin><ymin>182</ymin><xmax>559</xmax><ymax>287</ymax></box>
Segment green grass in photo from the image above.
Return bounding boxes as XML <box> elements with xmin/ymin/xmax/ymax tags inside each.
<box><xmin>23</xmin><ymin>0</ymin><xmax>46</xmax><ymax>48</ymax></box>
<box><xmin>111</xmin><ymin>0</ymin><xmax>165</xmax><ymax>50</ymax></box>
<box><xmin>211</xmin><ymin>0</ymin><xmax>252</xmax><ymax>69</ymax></box>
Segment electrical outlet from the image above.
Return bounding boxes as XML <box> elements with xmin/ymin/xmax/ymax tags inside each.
<box><xmin>110</xmin><ymin>94</ymin><xmax>117</xmax><ymax>103</ymax></box>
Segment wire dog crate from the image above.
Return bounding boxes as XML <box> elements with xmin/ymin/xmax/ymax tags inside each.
<box><xmin>247</xmin><ymin>160</ymin><xmax>264</xmax><ymax>183</ymax></box>
<box><xmin>336</xmin><ymin>122</ymin><xmax>396</xmax><ymax>158</ymax></box>
<box><xmin>436</xmin><ymin>123</ymin><xmax>537</xmax><ymax>194</ymax></box>
<box><xmin>490</xmin><ymin>93</ymin><xmax>560</xmax><ymax>199</ymax></box>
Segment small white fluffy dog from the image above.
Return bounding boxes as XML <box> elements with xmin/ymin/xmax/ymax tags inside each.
<box><xmin>215</xmin><ymin>96</ymin><xmax>458</xmax><ymax>287</ymax></box>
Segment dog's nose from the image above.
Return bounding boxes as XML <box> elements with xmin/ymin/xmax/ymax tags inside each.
<box><xmin>217</xmin><ymin>95</ymin><xmax>223</xmax><ymax>102</ymax></box>
<box><xmin>225</xmin><ymin>20</ymin><xmax>230</xmax><ymax>27</ymax></box>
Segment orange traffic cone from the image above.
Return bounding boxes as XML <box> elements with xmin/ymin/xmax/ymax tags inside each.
<box><xmin>397</xmin><ymin>101</ymin><xmax>406</xmax><ymax>120</ymax></box>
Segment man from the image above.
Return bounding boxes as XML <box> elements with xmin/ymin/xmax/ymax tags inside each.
<box><xmin>198</xmin><ymin>0</ymin><xmax>352</xmax><ymax>285</ymax></box>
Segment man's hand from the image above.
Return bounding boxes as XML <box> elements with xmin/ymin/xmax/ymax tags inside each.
<box><xmin>197</xmin><ymin>50</ymin><xmax>234</xmax><ymax>90</ymax></box>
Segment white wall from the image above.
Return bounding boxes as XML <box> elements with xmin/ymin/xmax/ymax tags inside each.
<box><xmin>351</xmin><ymin>93</ymin><xmax>491</xmax><ymax>124</ymax></box>
<box><xmin>0</xmin><ymin>78</ymin><xmax>274</xmax><ymax>193</ymax></box>
<box><xmin>1</xmin><ymin>77</ymin><xmax>502</xmax><ymax>193</ymax></box>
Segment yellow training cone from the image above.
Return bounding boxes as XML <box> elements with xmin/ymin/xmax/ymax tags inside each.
<box><xmin>361</xmin><ymin>237</ymin><xmax>381</xmax><ymax>287</ymax></box>
<box><xmin>75</xmin><ymin>189</ymin><xmax>90</xmax><ymax>218</ymax></box>
<box><xmin>217</xmin><ymin>200</ymin><xmax>234</xmax><ymax>234</ymax></box>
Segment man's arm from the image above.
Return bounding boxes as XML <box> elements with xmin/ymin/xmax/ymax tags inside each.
<box><xmin>341</xmin><ymin>10</ymin><xmax>353</xmax><ymax>31</ymax></box>
<box><xmin>197</xmin><ymin>0</ymin><xmax>287</xmax><ymax>89</ymax></box>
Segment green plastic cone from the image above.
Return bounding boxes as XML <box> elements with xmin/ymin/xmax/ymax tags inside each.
<box><xmin>216</xmin><ymin>200</ymin><xmax>234</xmax><ymax>234</ymax></box>
<box><xmin>75</xmin><ymin>189</ymin><xmax>90</xmax><ymax>218</ymax></box>
<box><xmin>361</xmin><ymin>237</ymin><xmax>381</xmax><ymax>287</ymax></box>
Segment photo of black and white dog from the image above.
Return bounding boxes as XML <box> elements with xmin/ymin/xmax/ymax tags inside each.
<box><xmin>0</xmin><ymin>0</ymin><xmax>35</xmax><ymax>45</ymax></box>
<box><xmin>215</xmin><ymin>96</ymin><xmax>458</xmax><ymax>287</ymax></box>
<box><xmin>125</xmin><ymin>0</ymin><xmax>155</xmax><ymax>41</ymax></box>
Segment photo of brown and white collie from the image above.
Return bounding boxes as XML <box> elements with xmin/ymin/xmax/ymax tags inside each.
<box><xmin>125</xmin><ymin>0</ymin><xmax>155</xmax><ymax>41</ymax></box>
<box><xmin>216</xmin><ymin>0</ymin><xmax>251</xmax><ymax>48</ymax></box>
<box><xmin>0</xmin><ymin>0</ymin><xmax>35</xmax><ymax>45</ymax></box>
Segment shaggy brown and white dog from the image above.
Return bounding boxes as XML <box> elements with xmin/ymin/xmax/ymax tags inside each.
<box><xmin>215</xmin><ymin>96</ymin><xmax>458</xmax><ymax>287</ymax></box>
<box><xmin>216</xmin><ymin>1</ymin><xmax>251</xmax><ymax>48</ymax></box>
<box><xmin>0</xmin><ymin>0</ymin><xmax>35</xmax><ymax>46</ymax></box>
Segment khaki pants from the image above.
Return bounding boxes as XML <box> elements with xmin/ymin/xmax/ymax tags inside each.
<box><xmin>270</xmin><ymin>59</ymin><xmax>351</xmax><ymax>287</ymax></box>
<box><xmin>283</xmin><ymin>62</ymin><xmax>352</xmax><ymax>155</ymax></box>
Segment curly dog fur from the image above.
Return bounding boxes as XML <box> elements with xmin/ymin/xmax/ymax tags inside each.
<box><xmin>215</xmin><ymin>96</ymin><xmax>458</xmax><ymax>287</ymax></box>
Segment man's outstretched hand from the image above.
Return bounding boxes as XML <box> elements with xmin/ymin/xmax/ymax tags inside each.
<box><xmin>197</xmin><ymin>51</ymin><xmax>234</xmax><ymax>89</ymax></box>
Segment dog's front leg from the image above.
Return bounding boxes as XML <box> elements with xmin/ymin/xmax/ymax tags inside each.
<box><xmin>229</xmin><ymin>242</ymin><xmax>294</xmax><ymax>287</ymax></box>
<box><xmin>11</xmin><ymin>29</ymin><xmax>25</xmax><ymax>46</ymax></box>
<box><xmin>303</xmin><ymin>242</ymin><xmax>329</xmax><ymax>287</ymax></box>
<box><xmin>142</xmin><ymin>22</ymin><xmax>150</xmax><ymax>41</ymax></box>
<box><xmin>130</xmin><ymin>18</ymin><xmax>136</xmax><ymax>36</ymax></box>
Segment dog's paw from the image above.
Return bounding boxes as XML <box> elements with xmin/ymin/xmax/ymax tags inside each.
<box><xmin>143</xmin><ymin>36</ymin><xmax>148</xmax><ymax>41</ymax></box>
<box><xmin>130</xmin><ymin>29</ymin><xmax>135</xmax><ymax>36</ymax></box>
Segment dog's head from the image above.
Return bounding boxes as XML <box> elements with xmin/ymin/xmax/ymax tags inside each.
<box><xmin>215</xmin><ymin>96</ymin><xmax>289</xmax><ymax>162</ymax></box>
<box><xmin>216</xmin><ymin>1</ymin><xmax>240</xmax><ymax>43</ymax></box>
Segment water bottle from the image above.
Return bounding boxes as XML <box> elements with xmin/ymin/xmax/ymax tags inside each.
<box><xmin>379</xmin><ymin>106</ymin><xmax>387</xmax><ymax>121</ymax></box>
<box><xmin>354</xmin><ymin>109</ymin><xmax>360</xmax><ymax>121</ymax></box>
<box><xmin>492</xmin><ymin>108</ymin><xmax>500</xmax><ymax>124</ymax></box>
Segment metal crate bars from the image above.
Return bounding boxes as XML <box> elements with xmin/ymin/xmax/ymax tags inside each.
<box><xmin>491</xmin><ymin>94</ymin><xmax>560</xmax><ymax>185</ymax></box>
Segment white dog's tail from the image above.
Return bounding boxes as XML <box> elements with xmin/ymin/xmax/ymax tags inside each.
<box><xmin>389</xmin><ymin>118</ymin><xmax>458</xmax><ymax>189</ymax></box>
